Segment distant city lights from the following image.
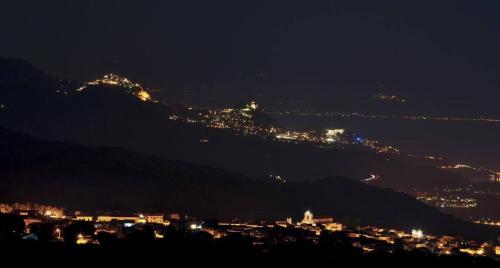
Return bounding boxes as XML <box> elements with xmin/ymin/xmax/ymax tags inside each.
<box><xmin>76</xmin><ymin>73</ymin><xmax>153</xmax><ymax>102</ymax></box>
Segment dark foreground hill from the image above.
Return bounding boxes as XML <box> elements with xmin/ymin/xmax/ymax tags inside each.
<box><xmin>0</xmin><ymin>58</ymin><xmax>466</xmax><ymax>192</ymax></box>
<box><xmin>0</xmin><ymin>127</ymin><xmax>498</xmax><ymax>240</ymax></box>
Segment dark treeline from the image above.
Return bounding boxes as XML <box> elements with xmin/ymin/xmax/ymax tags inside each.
<box><xmin>0</xmin><ymin>214</ymin><xmax>497</xmax><ymax>267</ymax></box>
<box><xmin>1</xmin><ymin>230</ymin><xmax>497</xmax><ymax>267</ymax></box>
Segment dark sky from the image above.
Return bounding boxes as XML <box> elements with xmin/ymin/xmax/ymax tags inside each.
<box><xmin>1</xmin><ymin>0</ymin><xmax>500</xmax><ymax>109</ymax></box>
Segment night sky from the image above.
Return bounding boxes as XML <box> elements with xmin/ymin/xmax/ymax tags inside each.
<box><xmin>2</xmin><ymin>0</ymin><xmax>500</xmax><ymax>109</ymax></box>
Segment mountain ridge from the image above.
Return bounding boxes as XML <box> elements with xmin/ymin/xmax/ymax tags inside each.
<box><xmin>0</xmin><ymin>58</ymin><xmax>467</xmax><ymax>192</ymax></box>
<box><xmin>0</xmin><ymin>126</ymin><xmax>498</xmax><ymax>240</ymax></box>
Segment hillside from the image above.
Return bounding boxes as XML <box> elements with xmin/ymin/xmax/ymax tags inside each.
<box><xmin>0</xmin><ymin>127</ymin><xmax>498</xmax><ymax>240</ymax></box>
<box><xmin>0</xmin><ymin>58</ymin><xmax>467</xmax><ymax>192</ymax></box>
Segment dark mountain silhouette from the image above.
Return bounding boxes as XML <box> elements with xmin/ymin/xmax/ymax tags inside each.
<box><xmin>0</xmin><ymin>58</ymin><xmax>467</xmax><ymax>192</ymax></box>
<box><xmin>0</xmin><ymin>58</ymin><xmax>56</xmax><ymax>92</ymax></box>
<box><xmin>0</xmin><ymin>127</ymin><xmax>498</xmax><ymax>240</ymax></box>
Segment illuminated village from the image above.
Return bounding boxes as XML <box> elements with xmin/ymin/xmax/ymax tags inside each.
<box><xmin>1</xmin><ymin>203</ymin><xmax>497</xmax><ymax>259</ymax></box>
<box><xmin>67</xmin><ymin>73</ymin><xmax>500</xmax><ymax>188</ymax></box>
<box><xmin>167</xmin><ymin>101</ymin><xmax>500</xmax><ymax>182</ymax></box>
<box><xmin>415</xmin><ymin>192</ymin><xmax>477</xmax><ymax>209</ymax></box>
<box><xmin>163</xmin><ymin>101</ymin><xmax>499</xmax><ymax>215</ymax></box>
<box><xmin>76</xmin><ymin>73</ymin><xmax>152</xmax><ymax>102</ymax></box>
<box><xmin>167</xmin><ymin>101</ymin><xmax>397</xmax><ymax>153</ymax></box>
<box><xmin>57</xmin><ymin>72</ymin><xmax>500</xmax><ymax>226</ymax></box>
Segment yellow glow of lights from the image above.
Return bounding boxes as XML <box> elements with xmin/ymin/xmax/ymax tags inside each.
<box><xmin>325</xmin><ymin>129</ymin><xmax>345</xmax><ymax>136</ymax></box>
<box><xmin>190</xmin><ymin>224</ymin><xmax>202</xmax><ymax>230</ymax></box>
<box><xmin>154</xmin><ymin>232</ymin><xmax>164</xmax><ymax>239</ymax></box>
<box><xmin>412</xmin><ymin>229</ymin><xmax>424</xmax><ymax>239</ymax></box>
<box><xmin>137</xmin><ymin>90</ymin><xmax>151</xmax><ymax>101</ymax></box>
<box><xmin>460</xmin><ymin>248</ymin><xmax>485</xmax><ymax>256</ymax></box>
<box><xmin>76</xmin><ymin>234</ymin><xmax>88</xmax><ymax>245</ymax></box>
<box><xmin>249</xmin><ymin>101</ymin><xmax>258</xmax><ymax>110</ymax></box>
